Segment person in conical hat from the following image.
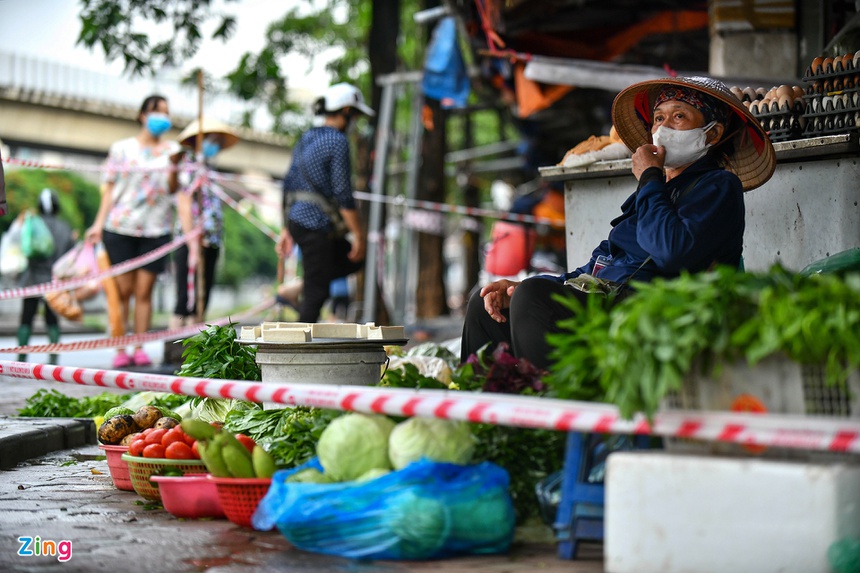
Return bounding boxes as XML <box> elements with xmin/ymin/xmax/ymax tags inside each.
<box><xmin>168</xmin><ymin>118</ymin><xmax>240</xmax><ymax>330</ymax></box>
<box><xmin>460</xmin><ymin>76</ymin><xmax>776</xmax><ymax>370</ymax></box>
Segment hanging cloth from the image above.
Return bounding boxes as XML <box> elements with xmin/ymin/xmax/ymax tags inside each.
<box><xmin>422</xmin><ymin>17</ymin><xmax>471</xmax><ymax>108</ymax></box>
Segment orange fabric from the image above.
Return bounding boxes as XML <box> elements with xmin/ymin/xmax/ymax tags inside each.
<box><xmin>513</xmin><ymin>62</ymin><xmax>573</xmax><ymax>118</ymax></box>
<box><xmin>605</xmin><ymin>11</ymin><xmax>710</xmax><ymax>61</ymax></box>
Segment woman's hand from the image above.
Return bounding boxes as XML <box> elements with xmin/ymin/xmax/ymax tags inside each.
<box><xmin>479</xmin><ymin>279</ymin><xmax>520</xmax><ymax>323</ymax></box>
<box><xmin>276</xmin><ymin>228</ymin><xmax>293</xmax><ymax>257</ymax></box>
<box><xmin>84</xmin><ymin>223</ymin><xmax>102</xmax><ymax>244</ymax></box>
<box><xmin>631</xmin><ymin>144</ymin><xmax>665</xmax><ymax>180</ymax></box>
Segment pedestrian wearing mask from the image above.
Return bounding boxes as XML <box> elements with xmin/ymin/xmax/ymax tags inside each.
<box><xmin>276</xmin><ymin>83</ymin><xmax>374</xmax><ymax>323</ymax></box>
<box><xmin>85</xmin><ymin>94</ymin><xmax>181</xmax><ymax>368</ymax></box>
<box><xmin>461</xmin><ymin>76</ymin><xmax>776</xmax><ymax>370</ymax></box>
<box><xmin>168</xmin><ymin>118</ymin><xmax>239</xmax><ymax>327</ymax></box>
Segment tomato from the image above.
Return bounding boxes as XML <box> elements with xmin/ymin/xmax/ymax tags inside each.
<box><xmin>140</xmin><ymin>427</ymin><xmax>155</xmax><ymax>437</ymax></box>
<box><xmin>161</xmin><ymin>428</ymin><xmax>185</xmax><ymax>448</ymax></box>
<box><xmin>128</xmin><ymin>439</ymin><xmax>146</xmax><ymax>457</ymax></box>
<box><xmin>144</xmin><ymin>429</ymin><xmax>167</xmax><ymax>445</ymax></box>
<box><xmin>191</xmin><ymin>440</ymin><xmax>200</xmax><ymax>459</ymax></box>
<box><xmin>142</xmin><ymin>444</ymin><xmax>166</xmax><ymax>459</ymax></box>
<box><xmin>235</xmin><ymin>434</ymin><xmax>256</xmax><ymax>454</ymax></box>
<box><xmin>182</xmin><ymin>431</ymin><xmax>197</xmax><ymax>447</ymax></box>
<box><xmin>164</xmin><ymin>442</ymin><xmax>194</xmax><ymax>460</ymax></box>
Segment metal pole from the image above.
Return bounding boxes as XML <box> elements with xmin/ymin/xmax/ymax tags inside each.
<box><xmin>361</xmin><ymin>81</ymin><xmax>396</xmax><ymax>324</ymax></box>
<box><xmin>195</xmin><ymin>70</ymin><xmax>206</xmax><ymax>322</ymax></box>
<box><xmin>400</xmin><ymin>84</ymin><xmax>425</xmax><ymax>326</ymax></box>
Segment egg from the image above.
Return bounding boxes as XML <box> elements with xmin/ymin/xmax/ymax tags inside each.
<box><xmin>742</xmin><ymin>87</ymin><xmax>757</xmax><ymax>102</ymax></box>
<box><xmin>758</xmin><ymin>87</ymin><xmax>770</xmax><ymax>99</ymax></box>
<box><xmin>778</xmin><ymin>93</ymin><xmax>792</xmax><ymax>111</ymax></box>
<box><xmin>854</xmin><ymin>51</ymin><xmax>860</xmax><ymax>70</ymax></box>
<box><xmin>749</xmin><ymin>100</ymin><xmax>759</xmax><ymax>114</ymax></box>
<box><xmin>730</xmin><ymin>86</ymin><xmax>744</xmax><ymax>101</ymax></box>
<box><xmin>811</xmin><ymin>56</ymin><xmax>824</xmax><ymax>75</ymax></box>
<box><xmin>842</xmin><ymin>53</ymin><xmax>854</xmax><ymax>70</ymax></box>
<box><xmin>823</xmin><ymin>57</ymin><xmax>834</xmax><ymax>73</ymax></box>
<box><xmin>792</xmin><ymin>85</ymin><xmax>805</xmax><ymax>99</ymax></box>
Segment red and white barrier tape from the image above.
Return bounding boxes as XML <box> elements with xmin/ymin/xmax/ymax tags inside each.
<box><xmin>0</xmin><ymin>359</ymin><xmax>857</xmax><ymax>454</ymax></box>
<box><xmin>0</xmin><ymin>298</ymin><xmax>275</xmax><ymax>355</ymax></box>
<box><xmin>209</xmin><ymin>182</ymin><xmax>280</xmax><ymax>242</ymax></box>
<box><xmin>0</xmin><ymin>228</ymin><xmax>201</xmax><ymax>301</ymax></box>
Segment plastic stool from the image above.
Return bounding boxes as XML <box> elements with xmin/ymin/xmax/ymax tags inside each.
<box><xmin>554</xmin><ymin>432</ymin><xmax>654</xmax><ymax>559</ymax></box>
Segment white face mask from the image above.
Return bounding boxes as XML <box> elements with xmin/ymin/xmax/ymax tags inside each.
<box><xmin>652</xmin><ymin>121</ymin><xmax>717</xmax><ymax>168</ymax></box>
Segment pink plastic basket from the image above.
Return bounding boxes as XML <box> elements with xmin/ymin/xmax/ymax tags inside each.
<box><xmin>150</xmin><ymin>474</ymin><xmax>225</xmax><ymax>519</ymax></box>
<box><xmin>207</xmin><ymin>476</ymin><xmax>272</xmax><ymax>529</ymax></box>
<box><xmin>99</xmin><ymin>445</ymin><xmax>134</xmax><ymax>491</ymax></box>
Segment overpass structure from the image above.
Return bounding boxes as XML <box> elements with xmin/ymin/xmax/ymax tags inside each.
<box><xmin>0</xmin><ymin>51</ymin><xmax>292</xmax><ymax>187</ymax></box>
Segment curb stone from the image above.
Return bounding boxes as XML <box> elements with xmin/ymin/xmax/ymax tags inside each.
<box><xmin>0</xmin><ymin>416</ymin><xmax>96</xmax><ymax>469</ymax></box>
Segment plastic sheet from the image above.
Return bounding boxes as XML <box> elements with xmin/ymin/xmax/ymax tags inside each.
<box><xmin>253</xmin><ymin>458</ymin><xmax>516</xmax><ymax>560</ymax></box>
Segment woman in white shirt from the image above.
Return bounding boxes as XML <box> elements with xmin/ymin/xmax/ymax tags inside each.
<box><xmin>85</xmin><ymin>95</ymin><xmax>181</xmax><ymax>369</ymax></box>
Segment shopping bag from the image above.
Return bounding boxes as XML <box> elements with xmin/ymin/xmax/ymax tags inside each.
<box><xmin>0</xmin><ymin>217</ymin><xmax>27</xmax><ymax>276</ymax></box>
<box><xmin>20</xmin><ymin>213</ymin><xmax>54</xmax><ymax>258</ymax></box>
<box><xmin>52</xmin><ymin>241</ymin><xmax>102</xmax><ymax>301</ymax></box>
<box><xmin>253</xmin><ymin>458</ymin><xmax>516</xmax><ymax>560</ymax></box>
<box><xmin>44</xmin><ymin>290</ymin><xmax>83</xmax><ymax>321</ymax></box>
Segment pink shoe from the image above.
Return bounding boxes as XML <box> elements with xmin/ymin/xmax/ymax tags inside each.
<box><xmin>113</xmin><ymin>352</ymin><xmax>132</xmax><ymax>369</ymax></box>
<box><xmin>132</xmin><ymin>349</ymin><xmax>152</xmax><ymax>367</ymax></box>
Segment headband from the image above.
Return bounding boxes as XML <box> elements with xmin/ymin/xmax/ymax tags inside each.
<box><xmin>654</xmin><ymin>86</ymin><xmax>727</xmax><ymax>125</ymax></box>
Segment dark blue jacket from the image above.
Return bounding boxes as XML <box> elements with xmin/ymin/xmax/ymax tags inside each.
<box><xmin>557</xmin><ymin>155</ymin><xmax>745</xmax><ymax>285</ymax></box>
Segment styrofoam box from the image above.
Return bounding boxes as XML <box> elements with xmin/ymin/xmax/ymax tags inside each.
<box><xmin>605</xmin><ymin>451</ymin><xmax>860</xmax><ymax>573</ymax></box>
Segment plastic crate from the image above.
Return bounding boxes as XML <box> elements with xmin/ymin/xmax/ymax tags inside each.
<box><xmin>151</xmin><ymin>474</ymin><xmax>225</xmax><ymax>519</ymax></box>
<box><xmin>121</xmin><ymin>454</ymin><xmax>207</xmax><ymax>501</ymax></box>
<box><xmin>99</xmin><ymin>445</ymin><xmax>133</xmax><ymax>491</ymax></box>
<box><xmin>207</xmin><ymin>476</ymin><xmax>272</xmax><ymax>529</ymax></box>
<box><xmin>662</xmin><ymin>356</ymin><xmax>860</xmax><ymax>461</ymax></box>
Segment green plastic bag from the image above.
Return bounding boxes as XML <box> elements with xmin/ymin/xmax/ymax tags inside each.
<box><xmin>800</xmin><ymin>248</ymin><xmax>860</xmax><ymax>277</ymax></box>
<box><xmin>20</xmin><ymin>213</ymin><xmax>54</xmax><ymax>259</ymax></box>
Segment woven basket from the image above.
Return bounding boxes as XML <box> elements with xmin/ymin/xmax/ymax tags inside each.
<box><xmin>121</xmin><ymin>454</ymin><xmax>206</xmax><ymax>501</ymax></box>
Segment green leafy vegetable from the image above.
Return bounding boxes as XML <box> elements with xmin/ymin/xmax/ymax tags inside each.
<box><xmin>546</xmin><ymin>265</ymin><xmax>860</xmax><ymax>420</ymax></box>
<box><xmin>316</xmin><ymin>413</ymin><xmax>394</xmax><ymax>482</ymax></box>
<box><xmin>388</xmin><ymin>418</ymin><xmax>475</xmax><ymax>470</ymax></box>
<box><xmin>177</xmin><ymin>321</ymin><xmax>261</xmax><ymax>381</ymax></box>
<box><xmin>18</xmin><ymin>389</ymin><xmax>127</xmax><ymax>418</ymax></box>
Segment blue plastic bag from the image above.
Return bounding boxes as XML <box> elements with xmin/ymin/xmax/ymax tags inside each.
<box><xmin>422</xmin><ymin>17</ymin><xmax>471</xmax><ymax>108</ymax></box>
<box><xmin>253</xmin><ymin>458</ymin><xmax>515</xmax><ymax>560</ymax></box>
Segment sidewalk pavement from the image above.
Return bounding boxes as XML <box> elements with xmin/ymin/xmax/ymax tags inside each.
<box><xmin>0</xmin><ymin>326</ymin><xmax>605</xmax><ymax>572</ymax></box>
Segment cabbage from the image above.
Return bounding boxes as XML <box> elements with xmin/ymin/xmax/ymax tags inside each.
<box><xmin>316</xmin><ymin>413</ymin><xmax>394</xmax><ymax>481</ymax></box>
<box><xmin>285</xmin><ymin>468</ymin><xmax>334</xmax><ymax>484</ymax></box>
<box><xmin>355</xmin><ymin>468</ymin><xmax>390</xmax><ymax>482</ymax></box>
<box><xmin>389</xmin><ymin>491</ymin><xmax>449</xmax><ymax>559</ymax></box>
<box><xmin>388</xmin><ymin>418</ymin><xmax>475</xmax><ymax>470</ymax></box>
<box><xmin>191</xmin><ymin>397</ymin><xmax>244</xmax><ymax>423</ymax></box>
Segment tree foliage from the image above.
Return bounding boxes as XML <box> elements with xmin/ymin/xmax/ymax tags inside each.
<box><xmin>77</xmin><ymin>0</ymin><xmax>238</xmax><ymax>76</ymax></box>
<box><xmin>0</xmin><ymin>169</ymin><xmax>100</xmax><ymax>236</ymax></box>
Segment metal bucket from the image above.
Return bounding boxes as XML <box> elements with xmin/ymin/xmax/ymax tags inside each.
<box><xmin>254</xmin><ymin>341</ymin><xmax>389</xmax><ymax>408</ymax></box>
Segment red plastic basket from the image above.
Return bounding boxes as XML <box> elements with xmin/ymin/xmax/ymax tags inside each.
<box><xmin>121</xmin><ymin>453</ymin><xmax>207</xmax><ymax>501</ymax></box>
<box><xmin>151</xmin><ymin>474</ymin><xmax>225</xmax><ymax>519</ymax></box>
<box><xmin>99</xmin><ymin>445</ymin><xmax>134</xmax><ymax>491</ymax></box>
<box><xmin>207</xmin><ymin>476</ymin><xmax>272</xmax><ymax>529</ymax></box>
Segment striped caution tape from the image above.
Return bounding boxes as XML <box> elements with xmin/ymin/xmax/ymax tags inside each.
<box><xmin>0</xmin><ymin>228</ymin><xmax>202</xmax><ymax>301</ymax></box>
<box><xmin>1</xmin><ymin>359</ymin><xmax>858</xmax><ymax>454</ymax></box>
<box><xmin>0</xmin><ymin>298</ymin><xmax>275</xmax><ymax>355</ymax></box>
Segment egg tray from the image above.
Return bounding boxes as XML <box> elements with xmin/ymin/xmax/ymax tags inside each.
<box><xmin>800</xmin><ymin>87</ymin><xmax>860</xmax><ymax>138</ymax></box>
<box><xmin>802</xmin><ymin>58</ymin><xmax>860</xmax><ymax>84</ymax></box>
<box><xmin>749</xmin><ymin>108</ymin><xmax>805</xmax><ymax>143</ymax></box>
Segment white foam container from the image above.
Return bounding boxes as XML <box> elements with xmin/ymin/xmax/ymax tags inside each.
<box><xmin>605</xmin><ymin>451</ymin><xmax>860</xmax><ymax>573</ymax></box>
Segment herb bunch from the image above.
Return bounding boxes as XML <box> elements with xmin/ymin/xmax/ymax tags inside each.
<box><xmin>176</xmin><ymin>321</ymin><xmax>261</xmax><ymax>381</ymax></box>
<box><xmin>545</xmin><ymin>265</ymin><xmax>860</xmax><ymax>419</ymax></box>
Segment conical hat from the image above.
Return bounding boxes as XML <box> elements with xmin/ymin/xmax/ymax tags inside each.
<box><xmin>611</xmin><ymin>76</ymin><xmax>776</xmax><ymax>191</ymax></box>
<box><xmin>177</xmin><ymin>118</ymin><xmax>240</xmax><ymax>150</ymax></box>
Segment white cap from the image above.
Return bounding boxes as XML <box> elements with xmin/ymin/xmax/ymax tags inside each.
<box><xmin>323</xmin><ymin>83</ymin><xmax>375</xmax><ymax>116</ymax></box>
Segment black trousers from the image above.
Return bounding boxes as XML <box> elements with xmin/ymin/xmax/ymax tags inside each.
<box><xmin>288</xmin><ymin>222</ymin><xmax>363</xmax><ymax>323</ymax></box>
<box><xmin>173</xmin><ymin>244</ymin><xmax>219</xmax><ymax>317</ymax></box>
<box><xmin>460</xmin><ymin>277</ymin><xmax>588</xmax><ymax>370</ymax></box>
<box><xmin>20</xmin><ymin>297</ymin><xmax>58</xmax><ymax>328</ymax></box>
